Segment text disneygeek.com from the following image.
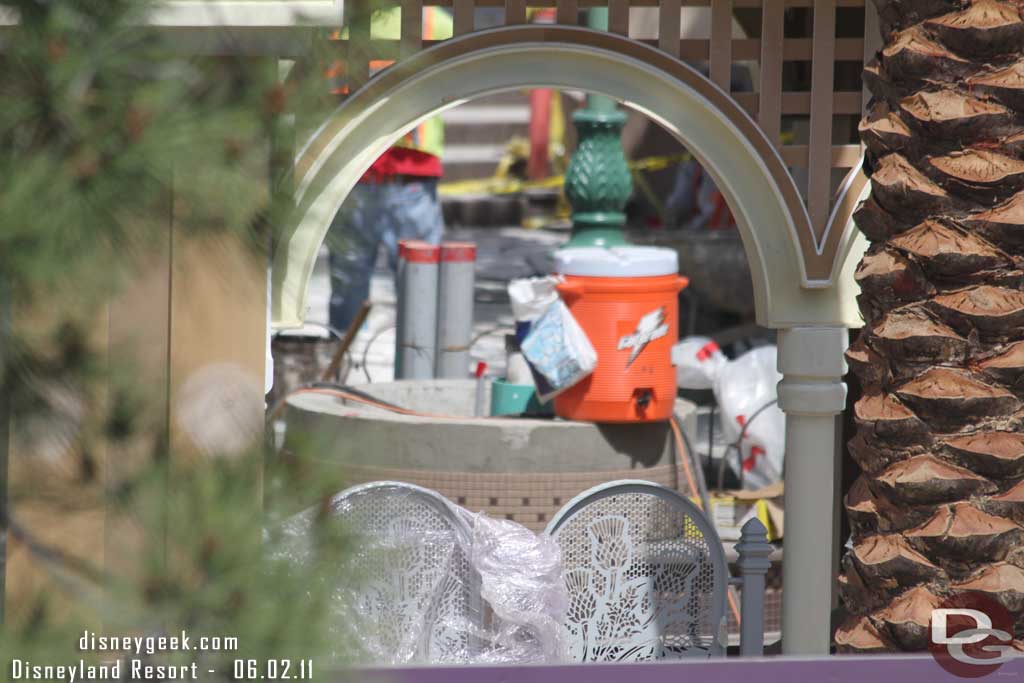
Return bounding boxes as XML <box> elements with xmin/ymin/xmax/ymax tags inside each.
<box><xmin>7</xmin><ymin>630</ymin><xmax>314</xmax><ymax>681</ymax></box>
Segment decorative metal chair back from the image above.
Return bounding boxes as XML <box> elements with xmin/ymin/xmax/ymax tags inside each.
<box><xmin>330</xmin><ymin>481</ymin><xmax>478</xmax><ymax>664</ymax></box>
<box><xmin>546</xmin><ymin>480</ymin><xmax>728</xmax><ymax>661</ymax></box>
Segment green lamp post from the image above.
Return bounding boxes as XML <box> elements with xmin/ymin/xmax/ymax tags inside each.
<box><xmin>563</xmin><ymin>8</ymin><xmax>632</xmax><ymax>248</ymax></box>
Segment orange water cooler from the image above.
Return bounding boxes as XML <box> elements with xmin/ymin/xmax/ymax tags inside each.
<box><xmin>553</xmin><ymin>247</ymin><xmax>688</xmax><ymax>423</ymax></box>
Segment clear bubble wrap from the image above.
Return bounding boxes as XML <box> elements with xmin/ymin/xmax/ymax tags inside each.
<box><xmin>268</xmin><ymin>483</ymin><xmax>569</xmax><ymax>665</ymax></box>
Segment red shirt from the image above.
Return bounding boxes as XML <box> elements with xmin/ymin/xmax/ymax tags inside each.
<box><xmin>361</xmin><ymin>147</ymin><xmax>443</xmax><ymax>183</ymax></box>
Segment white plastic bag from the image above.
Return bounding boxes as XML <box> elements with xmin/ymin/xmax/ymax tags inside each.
<box><xmin>672</xmin><ymin>336</ymin><xmax>727</xmax><ymax>390</ymax></box>
<box><xmin>673</xmin><ymin>339</ymin><xmax>785</xmax><ymax>489</ymax></box>
<box><xmin>520</xmin><ymin>300</ymin><xmax>597</xmax><ymax>403</ymax></box>
<box><xmin>713</xmin><ymin>346</ymin><xmax>785</xmax><ymax>489</ymax></box>
<box><xmin>508</xmin><ymin>276</ymin><xmax>561</xmax><ymax>323</ymax></box>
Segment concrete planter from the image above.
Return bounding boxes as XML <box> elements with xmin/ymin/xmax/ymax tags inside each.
<box><xmin>282</xmin><ymin>379</ymin><xmax>698</xmax><ymax>530</ymax></box>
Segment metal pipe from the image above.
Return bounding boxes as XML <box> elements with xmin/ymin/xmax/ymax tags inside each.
<box><xmin>396</xmin><ymin>241</ymin><xmax>439</xmax><ymax>379</ymax></box>
<box><xmin>435</xmin><ymin>242</ymin><xmax>476</xmax><ymax>378</ymax></box>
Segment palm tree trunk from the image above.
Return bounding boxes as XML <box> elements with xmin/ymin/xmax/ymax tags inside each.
<box><xmin>838</xmin><ymin>0</ymin><xmax>1024</xmax><ymax>652</ymax></box>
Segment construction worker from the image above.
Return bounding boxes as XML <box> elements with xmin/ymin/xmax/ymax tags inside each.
<box><xmin>665</xmin><ymin>65</ymin><xmax>752</xmax><ymax>232</ymax></box>
<box><xmin>325</xmin><ymin>6</ymin><xmax>452</xmax><ymax>333</ymax></box>
<box><xmin>665</xmin><ymin>159</ymin><xmax>737</xmax><ymax>231</ymax></box>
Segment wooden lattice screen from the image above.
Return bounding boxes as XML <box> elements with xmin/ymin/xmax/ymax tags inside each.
<box><xmin>336</xmin><ymin>0</ymin><xmax>876</xmax><ymax>239</ymax></box>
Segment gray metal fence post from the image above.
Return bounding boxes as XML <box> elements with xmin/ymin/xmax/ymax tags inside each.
<box><xmin>435</xmin><ymin>242</ymin><xmax>476</xmax><ymax>378</ymax></box>
<box><xmin>735</xmin><ymin>517</ymin><xmax>772</xmax><ymax>656</ymax></box>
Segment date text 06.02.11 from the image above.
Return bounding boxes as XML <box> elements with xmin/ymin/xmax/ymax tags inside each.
<box><xmin>232</xmin><ymin>659</ymin><xmax>313</xmax><ymax>679</ymax></box>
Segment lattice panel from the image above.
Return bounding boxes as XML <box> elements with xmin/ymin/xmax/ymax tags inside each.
<box><xmin>336</xmin><ymin>0</ymin><xmax>873</xmax><ymax>236</ymax></box>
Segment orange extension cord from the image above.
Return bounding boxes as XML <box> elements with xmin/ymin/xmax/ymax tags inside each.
<box><xmin>286</xmin><ymin>386</ymin><xmax>469</xmax><ymax>420</ymax></box>
<box><xmin>670</xmin><ymin>416</ymin><xmax>743</xmax><ymax>629</ymax></box>
<box><xmin>286</xmin><ymin>384</ymin><xmax>745</xmax><ymax>629</ymax></box>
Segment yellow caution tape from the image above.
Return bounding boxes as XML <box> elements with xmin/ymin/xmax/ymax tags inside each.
<box><xmin>439</xmin><ymin>122</ymin><xmax>795</xmax><ymax>197</ymax></box>
<box><xmin>439</xmin><ymin>152</ymin><xmax>693</xmax><ymax>197</ymax></box>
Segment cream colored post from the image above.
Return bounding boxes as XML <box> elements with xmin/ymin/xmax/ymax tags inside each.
<box><xmin>777</xmin><ymin>326</ymin><xmax>848</xmax><ymax>655</ymax></box>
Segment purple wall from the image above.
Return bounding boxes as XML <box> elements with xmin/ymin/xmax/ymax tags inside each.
<box><xmin>353</xmin><ymin>655</ymin><xmax>1024</xmax><ymax>683</ymax></box>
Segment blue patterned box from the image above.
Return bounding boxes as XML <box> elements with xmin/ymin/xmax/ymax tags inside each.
<box><xmin>520</xmin><ymin>300</ymin><xmax>597</xmax><ymax>403</ymax></box>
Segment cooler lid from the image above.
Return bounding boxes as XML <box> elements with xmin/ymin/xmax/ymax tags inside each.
<box><xmin>554</xmin><ymin>246</ymin><xmax>679</xmax><ymax>278</ymax></box>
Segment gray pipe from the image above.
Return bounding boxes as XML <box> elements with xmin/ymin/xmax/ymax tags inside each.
<box><xmin>435</xmin><ymin>243</ymin><xmax>476</xmax><ymax>378</ymax></box>
<box><xmin>396</xmin><ymin>241</ymin><xmax>439</xmax><ymax>379</ymax></box>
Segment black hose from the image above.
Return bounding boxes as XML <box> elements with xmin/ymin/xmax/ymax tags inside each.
<box><xmin>306</xmin><ymin>381</ymin><xmax>406</xmax><ymax>411</ymax></box>
<box><xmin>359</xmin><ymin>325</ymin><xmax>395</xmax><ymax>383</ymax></box>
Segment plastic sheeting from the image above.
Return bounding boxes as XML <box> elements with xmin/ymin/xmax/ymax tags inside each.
<box><xmin>463</xmin><ymin>510</ymin><xmax>568</xmax><ymax>663</ymax></box>
<box><xmin>270</xmin><ymin>485</ymin><xmax>569</xmax><ymax>666</ymax></box>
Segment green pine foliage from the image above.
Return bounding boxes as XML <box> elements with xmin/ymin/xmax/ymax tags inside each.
<box><xmin>1</xmin><ymin>0</ymin><xmax>353</xmax><ymax>675</ymax></box>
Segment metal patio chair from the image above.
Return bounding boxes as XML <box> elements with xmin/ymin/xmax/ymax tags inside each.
<box><xmin>546</xmin><ymin>480</ymin><xmax>734</xmax><ymax>661</ymax></box>
<box><xmin>328</xmin><ymin>481</ymin><xmax>479</xmax><ymax>664</ymax></box>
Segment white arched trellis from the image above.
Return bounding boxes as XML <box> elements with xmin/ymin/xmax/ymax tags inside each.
<box><xmin>272</xmin><ymin>26</ymin><xmax>868</xmax><ymax>654</ymax></box>
<box><xmin>272</xmin><ymin>26</ymin><xmax>866</xmax><ymax>331</ymax></box>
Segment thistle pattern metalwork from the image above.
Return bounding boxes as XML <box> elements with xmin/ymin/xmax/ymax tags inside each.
<box><xmin>551</xmin><ymin>490</ymin><xmax>719</xmax><ymax>661</ymax></box>
<box><xmin>333</xmin><ymin>486</ymin><xmax>475</xmax><ymax>664</ymax></box>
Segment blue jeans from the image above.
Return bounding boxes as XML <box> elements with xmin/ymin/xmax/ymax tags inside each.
<box><xmin>326</xmin><ymin>180</ymin><xmax>444</xmax><ymax>332</ymax></box>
